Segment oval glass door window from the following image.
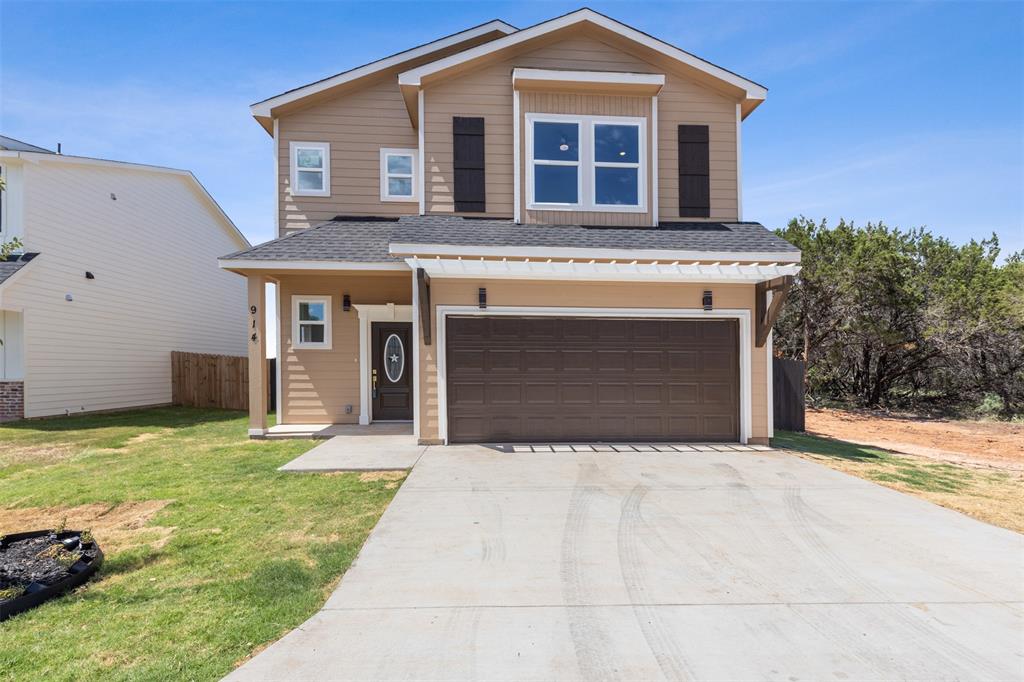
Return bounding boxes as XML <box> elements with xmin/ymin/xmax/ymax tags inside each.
<box><xmin>383</xmin><ymin>334</ymin><xmax>405</xmax><ymax>383</ymax></box>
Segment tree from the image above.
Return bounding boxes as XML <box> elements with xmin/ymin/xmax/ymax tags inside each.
<box><xmin>772</xmin><ymin>218</ymin><xmax>1023</xmax><ymax>416</ymax></box>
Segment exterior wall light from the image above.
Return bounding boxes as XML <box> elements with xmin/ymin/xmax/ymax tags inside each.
<box><xmin>702</xmin><ymin>290</ymin><xmax>713</xmax><ymax>311</ymax></box>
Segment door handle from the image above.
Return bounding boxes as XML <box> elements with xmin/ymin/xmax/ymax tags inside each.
<box><xmin>372</xmin><ymin>369</ymin><xmax>378</xmax><ymax>399</ymax></box>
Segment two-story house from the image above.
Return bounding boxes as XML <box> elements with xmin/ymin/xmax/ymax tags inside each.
<box><xmin>0</xmin><ymin>135</ymin><xmax>250</xmax><ymax>420</ymax></box>
<box><xmin>220</xmin><ymin>8</ymin><xmax>800</xmax><ymax>445</ymax></box>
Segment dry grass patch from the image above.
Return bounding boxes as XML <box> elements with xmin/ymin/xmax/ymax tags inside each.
<box><xmin>775</xmin><ymin>430</ymin><xmax>1023</xmax><ymax>533</ymax></box>
<box><xmin>0</xmin><ymin>500</ymin><xmax>176</xmax><ymax>553</ymax></box>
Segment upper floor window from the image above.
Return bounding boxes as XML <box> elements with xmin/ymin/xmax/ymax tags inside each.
<box><xmin>379</xmin><ymin>148</ymin><xmax>418</xmax><ymax>202</ymax></box>
<box><xmin>290</xmin><ymin>142</ymin><xmax>330</xmax><ymax>197</ymax></box>
<box><xmin>526</xmin><ymin>114</ymin><xmax>646</xmax><ymax>213</ymax></box>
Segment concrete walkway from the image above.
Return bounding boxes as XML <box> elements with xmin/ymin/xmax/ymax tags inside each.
<box><xmin>231</xmin><ymin>445</ymin><xmax>1023</xmax><ymax>681</ymax></box>
<box><xmin>277</xmin><ymin>424</ymin><xmax>425</xmax><ymax>472</ymax></box>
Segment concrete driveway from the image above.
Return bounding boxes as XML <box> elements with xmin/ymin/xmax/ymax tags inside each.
<box><xmin>229</xmin><ymin>445</ymin><xmax>1023</xmax><ymax>681</ymax></box>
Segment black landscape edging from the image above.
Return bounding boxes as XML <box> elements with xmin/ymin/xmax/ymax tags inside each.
<box><xmin>1</xmin><ymin>529</ymin><xmax>104</xmax><ymax>622</ymax></box>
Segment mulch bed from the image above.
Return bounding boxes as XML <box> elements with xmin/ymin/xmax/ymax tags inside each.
<box><xmin>1</xmin><ymin>530</ymin><xmax>103</xmax><ymax>621</ymax></box>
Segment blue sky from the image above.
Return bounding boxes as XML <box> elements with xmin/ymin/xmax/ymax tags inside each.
<box><xmin>2</xmin><ymin>0</ymin><xmax>1022</xmax><ymax>256</ymax></box>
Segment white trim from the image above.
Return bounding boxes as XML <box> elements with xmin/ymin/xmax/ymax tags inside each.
<box><xmin>407</xmin><ymin>257</ymin><xmax>799</xmax><ymax>283</ymax></box>
<box><xmin>273</xmin><ymin>118</ymin><xmax>280</xmax><ymax>236</ymax></box>
<box><xmin>289</xmin><ymin>142</ymin><xmax>330</xmax><ymax>197</ymax></box>
<box><xmin>512</xmin><ymin>68</ymin><xmax>665</xmax><ymax>89</ymax></box>
<box><xmin>411</xmin><ymin>271</ymin><xmax>421</xmax><ymax>438</ymax></box>
<box><xmin>651</xmin><ymin>95</ymin><xmax>659</xmax><ymax>226</ymax></box>
<box><xmin>250</xmin><ymin>20</ymin><xmax>517</xmax><ymax>119</ymax></box>
<box><xmin>0</xmin><ymin>151</ymin><xmax>248</xmax><ymax>249</ymax></box>
<box><xmin>379</xmin><ymin>148</ymin><xmax>418</xmax><ymax>202</ymax></box>
<box><xmin>291</xmin><ymin>295</ymin><xmax>332</xmax><ymax>350</ymax></box>
<box><xmin>354</xmin><ymin>304</ymin><xmax>413</xmax><ymax>425</ymax></box>
<box><xmin>434</xmin><ymin>305</ymin><xmax>753</xmax><ymax>444</ymax></box>
<box><xmin>767</xmin><ymin>328</ymin><xmax>774</xmax><ymax>439</ymax></box>
<box><xmin>219</xmin><ymin>259</ymin><xmax>410</xmax><ymax>272</ymax></box>
<box><xmin>512</xmin><ymin>89</ymin><xmax>521</xmax><ymax>223</ymax></box>
<box><xmin>398</xmin><ymin>9</ymin><xmax>766</xmax><ymax>103</ymax></box>
<box><xmin>525</xmin><ymin>113</ymin><xmax>647</xmax><ymax>213</ymax></box>
<box><xmin>736</xmin><ymin>102</ymin><xmax>743</xmax><ymax>222</ymax></box>
<box><xmin>391</xmin><ymin>243</ymin><xmax>801</xmax><ymax>263</ymax></box>
<box><xmin>275</xmin><ymin>285</ymin><xmax>283</xmax><ymax>426</ymax></box>
<box><xmin>249</xmin><ymin>428</ymin><xmax>268</xmax><ymax>437</ymax></box>
<box><xmin>417</xmin><ymin>90</ymin><xmax>426</xmax><ymax>215</ymax></box>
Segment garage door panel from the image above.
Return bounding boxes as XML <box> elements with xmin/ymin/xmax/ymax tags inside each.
<box><xmin>669</xmin><ymin>383</ymin><xmax>699</xmax><ymax>404</ymax></box>
<box><xmin>486</xmin><ymin>383</ymin><xmax>522</xmax><ymax>404</ymax></box>
<box><xmin>486</xmin><ymin>349</ymin><xmax>522</xmax><ymax>371</ymax></box>
<box><xmin>523</xmin><ymin>349</ymin><xmax>558</xmax><ymax>372</ymax></box>
<box><xmin>632</xmin><ymin>350</ymin><xmax>664</xmax><ymax>371</ymax></box>
<box><xmin>597</xmin><ymin>350</ymin><xmax>628</xmax><ymax>371</ymax></box>
<box><xmin>446</xmin><ymin>317</ymin><xmax>739</xmax><ymax>442</ymax></box>
<box><xmin>561</xmin><ymin>383</ymin><xmax>595</xmax><ymax>404</ymax></box>
<box><xmin>524</xmin><ymin>382</ymin><xmax>557</xmax><ymax>404</ymax></box>
<box><xmin>633</xmin><ymin>383</ymin><xmax>663</xmax><ymax>403</ymax></box>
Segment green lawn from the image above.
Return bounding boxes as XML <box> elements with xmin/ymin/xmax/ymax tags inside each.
<box><xmin>774</xmin><ymin>430</ymin><xmax>1022</xmax><ymax>533</ymax></box>
<box><xmin>0</xmin><ymin>408</ymin><xmax>404</xmax><ymax>681</ymax></box>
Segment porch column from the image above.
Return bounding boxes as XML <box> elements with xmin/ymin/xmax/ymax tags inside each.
<box><xmin>247</xmin><ymin>274</ymin><xmax>268</xmax><ymax>436</ymax></box>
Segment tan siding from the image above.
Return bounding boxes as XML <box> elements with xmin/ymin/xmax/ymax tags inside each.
<box><xmin>422</xmin><ymin>29</ymin><xmax>740</xmax><ymax>224</ymax></box>
<box><xmin>657</xmin><ymin>73</ymin><xmax>738</xmax><ymax>221</ymax></box>
<box><xmin>277</xmin><ymin>77</ymin><xmax>418</xmax><ymax>232</ymax></box>
<box><xmin>277</xmin><ymin>273</ymin><xmax>410</xmax><ymax>424</ymax></box>
<box><xmin>416</xmin><ymin>280</ymin><xmax>768</xmax><ymax>442</ymax></box>
<box><xmin>3</xmin><ymin>161</ymin><xmax>248</xmax><ymax>418</ymax></box>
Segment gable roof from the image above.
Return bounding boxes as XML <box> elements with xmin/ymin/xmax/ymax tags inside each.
<box><xmin>0</xmin><ymin>135</ymin><xmax>54</xmax><ymax>154</ymax></box>
<box><xmin>398</xmin><ymin>8</ymin><xmax>767</xmax><ymax>118</ymax></box>
<box><xmin>249</xmin><ymin>19</ymin><xmax>517</xmax><ymax>133</ymax></box>
<box><xmin>0</xmin><ymin>149</ymin><xmax>249</xmax><ymax>250</ymax></box>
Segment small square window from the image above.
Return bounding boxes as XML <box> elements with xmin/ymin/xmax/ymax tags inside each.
<box><xmin>290</xmin><ymin>142</ymin><xmax>330</xmax><ymax>197</ymax></box>
<box><xmin>380</xmin><ymin>148</ymin><xmax>417</xmax><ymax>202</ymax></box>
<box><xmin>293</xmin><ymin>296</ymin><xmax>331</xmax><ymax>349</ymax></box>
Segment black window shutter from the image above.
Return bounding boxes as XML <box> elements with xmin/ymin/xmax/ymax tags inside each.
<box><xmin>678</xmin><ymin>125</ymin><xmax>710</xmax><ymax>218</ymax></box>
<box><xmin>453</xmin><ymin>116</ymin><xmax>485</xmax><ymax>212</ymax></box>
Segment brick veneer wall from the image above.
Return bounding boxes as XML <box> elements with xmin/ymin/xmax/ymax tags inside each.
<box><xmin>0</xmin><ymin>381</ymin><xmax>24</xmax><ymax>422</ymax></box>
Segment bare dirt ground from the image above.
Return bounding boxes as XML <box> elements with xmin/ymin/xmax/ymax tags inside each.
<box><xmin>806</xmin><ymin>408</ymin><xmax>1024</xmax><ymax>472</ymax></box>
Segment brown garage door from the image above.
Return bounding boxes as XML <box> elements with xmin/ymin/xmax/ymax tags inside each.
<box><xmin>445</xmin><ymin>316</ymin><xmax>739</xmax><ymax>443</ymax></box>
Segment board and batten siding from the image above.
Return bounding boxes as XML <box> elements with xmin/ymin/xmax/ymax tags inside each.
<box><xmin>422</xmin><ymin>30</ymin><xmax>739</xmax><ymax>222</ymax></box>
<box><xmin>1</xmin><ymin>160</ymin><xmax>248</xmax><ymax>418</ymax></box>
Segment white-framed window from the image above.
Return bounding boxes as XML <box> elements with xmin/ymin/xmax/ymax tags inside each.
<box><xmin>379</xmin><ymin>148</ymin><xmax>418</xmax><ymax>202</ymax></box>
<box><xmin>292</xmin><ymin>296</ymin><xmax>332</xmax><ymax>349</ymax></box>
<box><xmin>525</xmin><ymin>113</ymin><xmax>646</xmax><ymax>213</ymax></box>
<box><xmin>289</xmin><ymin>142</ymin><xmax>330</xmax><ymax>197</ymax></box>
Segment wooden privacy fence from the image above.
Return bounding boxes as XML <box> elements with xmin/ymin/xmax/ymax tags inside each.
<box><xmin>773</xmin><ymin>358</ymin><xmax>806</xmax><ymax>432</ymax></box>
<box><xmin>172</xmin><ymin>351</ymin><xmax>248</xmax><ymax>410</ymax></box>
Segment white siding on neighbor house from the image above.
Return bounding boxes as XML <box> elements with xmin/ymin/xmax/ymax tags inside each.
<box><xmin>1</xmin><ymin>160</ymin><xmax>248</xmax><ymax>418</ymax></box>
<box><xmin>0</xmin><ymin>311</ymin><xmax>25</xmax><ymax>379</ymax></box>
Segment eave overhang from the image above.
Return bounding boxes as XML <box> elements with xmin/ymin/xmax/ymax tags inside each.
<box><xmin>397</xmin><ymin>8</ymin><xmax>767</xmax><ymax>122</ymax></box>
<box><xmin>406</xmin><ymin>257</ymin><xmax>799</xmax><ymax>284</ymax></box>
<box><xmin>512</xmin><ymin>68</ymin><xmax>665</xmax><ymax>96</ymax></box>
<box><xmin>391</xmin><ymin>242</ymin><xmax>800</xmax><ymax>264</ymax></box>
<box><xmin>249</xmin><ymin>19</ymin><xmax>517</xmax><ymax>134</ymax></box>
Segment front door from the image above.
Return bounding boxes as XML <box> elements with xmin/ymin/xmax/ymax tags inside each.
<box><xmin>371</xmin><ymin>322</ymin><xmax>413</xmax><ymax>421</ymax></box>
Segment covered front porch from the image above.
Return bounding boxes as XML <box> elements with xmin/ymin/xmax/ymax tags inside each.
<box><xmin>235</xmin><ymin>266</ymin><xmax>418</xmax><ymax>439</ymax></box>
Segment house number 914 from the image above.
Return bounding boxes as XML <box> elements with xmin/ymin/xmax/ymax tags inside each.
<box><xmin>249</xmin><ymin>305</ymin><xmax>259</xmax><ymax>343</ymax></box>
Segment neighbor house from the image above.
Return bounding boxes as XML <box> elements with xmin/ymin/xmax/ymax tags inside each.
<box><xmin>0</xmin><ymin>135</ymin><xmax>250</xmax><ymax>420</ymax></box>
<box><xmin>220</xmin><ymin>8</ymin><xmax>799</xmax><ymax>445</ymax></box>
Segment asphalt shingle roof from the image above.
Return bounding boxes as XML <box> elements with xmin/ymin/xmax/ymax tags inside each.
<box><xmin>0</xmin><ymin>253</ymin><xmax>40</xmax><ymax>286</ymax></box>
<box><xmin>221</xmin><ymin>219</ymin><xmax>400</xmax><ymax>262</ymax></box>
<box><xmin>391</xmin><ymin>216</ymin><xmax>799</xmax><ymax>255</ymax></box>
<box><xmin>221</xmin><ymin>216</ymin><xmax>799</xmax><ymax>262</ymax></box>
